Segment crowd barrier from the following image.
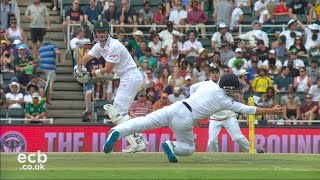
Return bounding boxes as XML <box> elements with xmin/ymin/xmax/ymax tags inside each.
<box><xmin>1</xmin><ymin>125</ymin><xmax>319</xmax><ymax>154</ymax></box>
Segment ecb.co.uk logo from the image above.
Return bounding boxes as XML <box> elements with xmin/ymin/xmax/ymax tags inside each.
<box><xmin>17</xmin><ymin>150</ymin><xmax>47</xmax><ymax>171</ymax></box>
<box><xmin>0</xmin><ymin>131</ymin><xmax>26</xmax><ymax>152</ymax></box>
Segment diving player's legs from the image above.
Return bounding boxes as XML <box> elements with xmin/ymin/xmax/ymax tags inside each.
<box><xmin>223</xmin><ymin>117</ymin><xmax>250</xmax><ymax>152</ymax></box>
<box><xmin>208</xmin><ymin>120</ymin><xmax>223</xmax><ymax>152</ymax></box>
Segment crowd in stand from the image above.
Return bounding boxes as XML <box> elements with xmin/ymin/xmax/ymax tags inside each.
<box><xmin>1</xmin><ymin>0</ymin><xmax>320</xmax><ymax>125</ymax></box>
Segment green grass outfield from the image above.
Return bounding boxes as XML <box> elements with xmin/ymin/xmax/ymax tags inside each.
<box><xmin>1</xmin><ymin>152</ymin><xmax>320</xmax><ymax>179</ymax></box>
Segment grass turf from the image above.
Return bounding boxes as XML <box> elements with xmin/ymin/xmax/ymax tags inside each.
<box><xmin>1</xmin><ymin>152</ymin><xmax>320</xmax><ymax>179</ymax></box>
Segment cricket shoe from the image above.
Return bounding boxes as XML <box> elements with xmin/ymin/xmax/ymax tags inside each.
<box><xmin>103</xmin><ymin>130</ymin><xmax>120</xmax><ymax>154</ymax></box>
<box><xmin>162</xmin><ymin>140</ymin><xmax>178</xmax><ymax>163</ymax></box>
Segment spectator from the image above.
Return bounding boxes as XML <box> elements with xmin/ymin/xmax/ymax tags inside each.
<box><xmin>24</xmin><ymin>92</ymin><xmax>46</xmax><ymax>124</ymax></box>
<box><xmin>168</xmin><ymin>42</ymin><xmax>181</xmax><ymax>66</ymax></box>
<box><xmin>237</xmin><ymin>21</ymin><xmax>269</xmax><ymax>48</ymax></box>
<box><xmin>280</xmin><ymin>19</ymin><xmax>302</xmax><ymax>50</ymax></box>
<box><xmin>236</xmin><ymin>40</ymin><xmax>253</xmax><ymax>62</ymax></box>
<box><xmin>38</xmin><ymin>38</ymin><xmax>61</xmax><ymax>104</ymax></box>
<box><xmin>159</xmin><ymin>21</ymin><xmax>181</xmax><ymax>47</ymax></box>
<box><xmin>164</xmin><ymin>78</ymin><xmax>176</xmax><ymax>95</ymax></box>
<box><xmin>273</xmin><ymin>0</ymin><xmax>289</xmax><ymax>17</ymax></box>
<box><xmin>168</xmin><ymin>66</ymin><xmax>184</xmax><ymax>87</ymax></box>
<box><xmin>148</xmin><ymin>81</ymin><xmax>163</xmax><ymax>104</ymax></box>
<box><xmin>181</xmin><ymin>30</ymin><xmax>203</xmax><ymax>58</ymax></box>
<box><xmin>6</xmin><ymin>17</ymin><xmax>27</xmax><ymax>44</ymax></box>
<box><xmin>212</xmin><ymin>51</ymin><xmax>221</xmax><ymax>67</ymax></box>
<box><xmin>294</xmin><ymin>67</ymin><xmax>313</xmax><ymax>92</ymax></box>
<box><xmin>258</xmin><ymin>87</ymin><xmax>277</xmax><ymax>108</ymax></box>
<box><xmin>230</xmin><ymin>57</ymin><xmax>246</xmax><ymax>76</ymax></box>
<box><xmin>283</xmin><ymin>94</ymin><xmax>301</xmax><ymax>125</ymax></box>
<box><xmin>273</xmin><ymin>66</ymin><xmax>293</xmax><ymax>93</ymax></box>
<box><xmin>103</xmin><ymin>1</ymin><xmax>120</xmax><ymax>26</ymax></box>
<box><xmin>134</xmin><ymin>40</ymin><xmax>147</xmax><ymax>62</ymax></box>
<box><xmin>51</xmin><ymin>0</ymin><xmax>58</xmax><ymax>11</ymax></box>
<box><xmin>106</xmin><ymin>74</ymin><xmax>120</xmax><ymax>103</ymax></box>
<box><xmin>24</xmin><ymin>83</ymin><xmax>42</xmax><ymax>104</ymax></box>
<box><xmin>233</xmin><ymin>0</ymin><xmax>251</xmax><ymax>8</ymax></box>
<box><xmin>144</xmin><ymin>69</ymin><xmax>158</xmax><ymax>89</ymax></box>
<box><xmin>307</xmin><ymin>59</ymin><xmax>319</xmax><ymax>84</ymax></box>
<box><xmin>14</xmin><ymin>44</ymin><xmax>35</xmax><ymax>86</ymax></box>
<box><xmin>119</xmin><ymin>0</ymin><xmax>138</xmax><ymax>32</ymax></box>
<box><xmin>6</xmin><ymin>82</ymin><xmax>23</xmax><ymax>109</ymax></box>
<box><xmin>280</xmin><ymin>84</ymin><xmax>301</xmax><ymax>105</ymax></box>
<box><xmin>152</xmin><ymin>93</ymin><xmax>172</xmax><ymax>111</ymax></box>
<box><xmin>82</xmin><ymin>111</ymin><xmax>93</xmax><ymax>122</ymax></box>
<box><xmin>254</xmin><ymin>0</ymin><xmax>268</xmax><ymax>20</ymax></box>
<box><xmin>62</xmin><ymin>0</ymin><xmax>84</xmax><ymax>44</ymax></box>
<box><xmin>262</xmin><ymin>50</ymin><xmax>283</xmax><ymax>71</ymax></box>
<box><xmin>27</xmin><ymin>74</ymin><xmax>46</xmax><ymax>97</ymax></box>
<box><xmin>169</xmin><ymin>0</ymin><xmax>187</xmax><ymax>33</ymax></box>
<box><xmin>266</xmin><ymin>58</ymin><xmax>278</xmax><ymax>81</ymax></box>
<box><xmin>283</xmin><ymin>48</ymin><xmax>305</xmax><ymax>69</ymax></box>
<box><xmin>192</xmin><ymin>59</ymin><xmax>206</xmax><ymax>83</ymax></box>
<box><xmin>168</xmin><ymin>87</ymin><xmax>185</xmax><ymax>103</ymax></box>
<box><xmin>287</xmin><ymin>59</ymin><xmax>300</xmax><ymax>78</ymax></box>
<box><xmin>238</xmin><ymin>69</ymin><xmax>251</xmax><ymax>92</ymax></box>
<box><xmin>25</xmin><ymin>0</ymin><xmax>51</xmax><ymax>57</ymax></box>
<box><xmin>301</xmin><ymin>94</ymin><xmax>318</xmax><ymax>125</ymax></box>
<box><xmin>166</xmin><ymin>0</ymin><xmax>177</xmax><ymax>14</ymax></box>
<box><xmin>186</xmin><ymin>0</ymin><xmax>208</xmax><ymax>39</ymax></box>
<box><xmin>0</xmin><ymin>0</ymin><xmax>16</xmax><ymax>29</ymax></box>
<box><xmin>158</xmin><ymin>66</ymin><xmax>170</xmax><ymax>88</ymax></box>
<box><xmin>289</xmin><ymin>35</ymin><xmax>307</xmax><ymax>56</ymax></box>
<box><xmin>148</xmin><ymin>33</ymin><xmax>162</xmax><ymax>57</ymax></box>
<box><xmin>138</xmin><ymin>47</ymin><xmax>157</xmax><ymax>70</ymax></box>
<box><xmin>0</xmin><ymin>48</ymin><xmax>14</xmax><ymax>72</ymax></box>
<box><xmin>230</xmin><ymin>0</ymin><xmax>244</xmax><ymax>32</ymax></box>
<box><xmin>288</xmin><ymin>0</ymin><xmax>314</xmax><ymax>24</ymax></box>
<box><xmin>271</xmin><ymin>31</ymin><xmax>287</xmax><ymax>57</ymax></box>
<box><xmin>219</xmin><ymin>43</ymin><xmax>235</xmax><ymax>66</ymax></box>
<box><xmin>308</xmin><ymin>79</ymin><xmax>320</xmax><ymax>102</ymax></box>
<box><xmin>129</xmin><ymin>91</ymin><xmax>152</xmax><ymax>118</ymax></box>
<box><xmin>138</xmin><ymin>1</ymin><xmax>153</xmax><ymax>27</ymax></box>
<box><xmin>182</xmin><ymin>75</ymin><xmax>192</xmax><ymax>98</ymax></box>
<box><xmin>117</xmin><ymin>29</ymin><xmax>129</xmax><ymax>48</ymax></box>
<box><xmin>92</xmin><ymin>78</ymin><xmax>106</xmax><ymax>101</ymax></box>
<box><xmin>300</xmin><ymin>23</ymin><xmax>320</xmax><ymax>52</ymax></box>
<box><xmin>162</xmin><ymin>31</ymin><xmax>183</xmax><ymax>55</ymax></box>
<box><xmin>256</xmin><ymin>40</ymin><xmax>270</xmax><ymax>62</ymax></box>
<box><xmin>83</xmin><ymin>0</ymin><xmax>102</xmax><ymax>27</ymax></box>
<box><xmin>228</xmin><ymin>48</ymin><xmax>248</xmax><ymax>70</ymax></box>
<box><xmin>153</xmin><ymin>3</ymin><xmax>167</xmax><ymax>31</ymax></box>
<box><xmin>0</xmin><ymin>84</ymin><xmax>8</xmax><ymax>109</ymax></box>
<box><xmin>211</xmin><ymin>23</ymin><xmax>234</xmax><ymax>51</ymax></box>
<box><xmin>251</xmin><ymin>67</ymin><xmax>273</xmax><ymax>94</ymax></box>
<box><xmin>129</xmin><ymin>30</ymin><xmax>144</xmax><ymax>55</ymax></box>
<box><xmin>213</xmin><ymin>0</ymin><xmax>232</xmax><ymax>26</ymax></box>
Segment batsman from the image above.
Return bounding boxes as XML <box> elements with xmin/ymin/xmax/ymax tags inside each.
<box><xmin>75</xmin><ymin>19</ymin><xmax>148</xmax><ymax>153</ymax></box>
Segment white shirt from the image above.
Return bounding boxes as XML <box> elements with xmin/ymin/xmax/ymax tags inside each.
<box><xmin>211</xmin><ymin>32</ymin><xmax>234</xmax><ymax>48</ymax></box>
<box><xmin>181</xmin><ymin>40</ymin><xmax>203</xmax><ymax>57</ymax></box>
<box><xmin>280</xmin><ymin>30</ymin><xmax>302</xmax><ymax>49</ymax></box>
<box><xmin>230</xmin><ymin>7</ymin><xmax>243</xmax><ymax>30</ymax></box>
<box><xmin>88</xmin><ymin>36</ymin><xmax>137</xmax><ymax>76</ymax></box>
<box><xmin>148</xmin><ymin>41</ymin><xmax>162</xmax><ymax>55</ymax></box>
<box><xmin>304</xmin><ymin>28</ymin><xmax>320</xmax><ymax>51</ymax></box>
<box><xmin>308</xmin><ymin>85</ymin><xmax>320</xmax><ymax>102</ymax></box>
<box><xmin>185</xmin><ymin>81</ymin><xmax>257</xmax><ymax>120</ymax></box>
<box><xmin>158</xmin><ymin>29</ymin><xmax>180</xmax><ymax>46</ymax></box>
<box><xmin>169</xmin><ymin>9</ymin><xmax>187</xmax><ymax>25</ymax></box>
<box><xmin>210</xmin><ymin>110</ymin><xmax>237</xmax><ymax>120</ymax></box>
<box><xmin>262</xmin><ymin>59</ymin><xmax>283</xmax><ymax>70</ymax></box>
<box><xmin>228</xmin><ymin>57</ymin><xmax>248</xmax><ymax>69</ymax></box>
<box><xmin>70</xmin><ymin>37</ymin><xmax>85</xmax><ymax>50</ymax></box>
<box><xmin>283</xmin><ymin>59</ymin><xmax>305</xmax><ymax>69</ymax></box>
<box><xmin>239</xmin><ymin>30</ymin><xmax>269</xmax><ymax>47</ymax></box>
<box><xmin>254</xmin><ymin>0</ymin><xmax>268</xmax><ymax>14</ymax></box>
<box><xmin>6</xmin><ymin>93</ymin><xmax>23</xmax><ymax>109</ymax></box>
<box><xmin>162</xmin><ymin>40</ymin><xmax>183</xmax><ymax>54</ymax></box>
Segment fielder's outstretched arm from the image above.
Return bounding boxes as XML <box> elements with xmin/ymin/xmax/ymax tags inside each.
<box><xmin>255</xmin><ymin>105</ymin><xmax>283</xmax><ymax>115</ymax></box>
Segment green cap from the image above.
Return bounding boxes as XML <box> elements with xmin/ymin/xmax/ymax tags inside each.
<box><xmin>290</xmin><ymin>48</ymin><xmax>298</xmax><ymax>54</ymax></box>
<box><xmin>93</xmin><ymin>19</ymin><xmax>109</xmax><ymax>31</ymax></box>
<box><xmin>25</xmin><ymin>64</ymin><xmax>33</xmax><ymax>75</ymax></box>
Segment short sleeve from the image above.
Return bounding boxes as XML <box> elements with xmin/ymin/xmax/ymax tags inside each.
<box><xmin>88</xmin><ymin>43</ymin><xmax>102</xmax><ymax>59</ymax></box>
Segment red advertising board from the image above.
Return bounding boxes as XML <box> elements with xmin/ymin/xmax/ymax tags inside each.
<box><xmin>0</xmin><ymin>126</ymin><xmax>319</xmax><ymax>153</ymax></box>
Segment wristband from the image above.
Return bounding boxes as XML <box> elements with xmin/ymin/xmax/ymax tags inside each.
<box><xmin>95</xmin><ymin>69</ymin><xmax>104</xmax><ymax>78</ymax></box>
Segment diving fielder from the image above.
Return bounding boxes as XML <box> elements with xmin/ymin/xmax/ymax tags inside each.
<box><xmin>207</xmin><ymin>66</ymin><xmax>252</xmax><ymax>152</ymax></box>
<box><xmin>103</xmin><ymin>73</ymin><xmax>283</xmax><ymax>163</ymax></box>
<box><xmin>75</xmin><ymin>19</ymin><xmax>148</xmax><ymax>153</ymax></box>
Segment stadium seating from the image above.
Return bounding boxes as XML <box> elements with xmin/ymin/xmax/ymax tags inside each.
<box><xmin>8</xmin><ymin>108</ymin><xmax>25</xmax><ymax>124</ymax></box>
<box><xmin>2</xmin><ymin>72</ymin><xmax>15</xmax><ymax>87</ymax></box>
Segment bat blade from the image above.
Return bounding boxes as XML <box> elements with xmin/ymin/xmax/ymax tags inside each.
<box><xmin>74</xmin><ymin>47</ymin><xmax>82</xmax><ymax>73</ymax></box>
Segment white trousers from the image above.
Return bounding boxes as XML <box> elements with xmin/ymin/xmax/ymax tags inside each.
<box><xmin>112</xmin><ymin>102</ymin><xmax>196</xmax><ymax>156</ymax></box>
<box><xmin>114</xmin><ymin>69</ymin><xmax>143</xmax><ymax>114</ymax></box>
<box><xmin>207</xmin><ymin>116</ymin><xmax>250</xmax><ymax>152</ymax></box>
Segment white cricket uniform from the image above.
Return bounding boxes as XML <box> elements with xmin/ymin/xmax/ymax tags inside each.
<box><xmin>111</xmin><ymin>81</ymin><xmax>257</xmax><ymax>156</ymax></box>
<box><xmin>207</xmin><ymin>110</ymin><xmax>250</xmax><ymax>152</ymax></box>
<box><xmin>88</xmin><ymin>36</ymin><xmax>143</xmax><ymax>114</ymax></box>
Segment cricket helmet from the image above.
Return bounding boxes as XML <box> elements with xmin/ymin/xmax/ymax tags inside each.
<box><xmin>219</xmin><ymin>73</ymin><xmax>245</xmax><ymax>101</ymax></box>
<box><xmin>93</xmin><ymin>19</ymin><xmax>109</xmax><ymax>32</ymax></box>
<box><xmin>93</xmin><ymin>19</ymin><xmax>109</xmax><ymax>45</ymax></box>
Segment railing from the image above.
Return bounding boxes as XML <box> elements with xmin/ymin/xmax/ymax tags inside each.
<box><xmin>66</xmin><ymin>23</ymin><xmax>290</xmax><ymax>51</ymax></box>
<box><xmin>0</xmin><ymin>118</ymin><xmax>54</xmax><ymax>124</ymax></box>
